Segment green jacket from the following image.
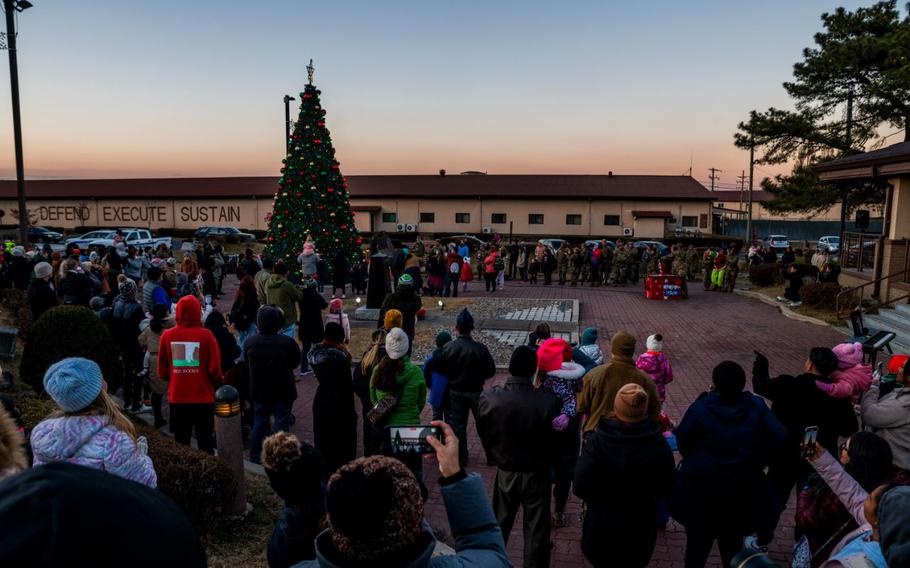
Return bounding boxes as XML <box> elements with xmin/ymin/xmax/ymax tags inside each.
<box><xmin>265</xmin><ymin>274</ymin><xmax>303</xmax><ymax>329</ymax></box>
<box><xmin>370</xmin><ymin>359</ymin><xmax>426</xmax><ymax>426</ymax></box>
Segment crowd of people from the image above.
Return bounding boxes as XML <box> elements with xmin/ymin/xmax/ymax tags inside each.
<box><xmin>0</xmin><ymin>231</ymin><xmax>899</xmax><ymax>568</ymax></box>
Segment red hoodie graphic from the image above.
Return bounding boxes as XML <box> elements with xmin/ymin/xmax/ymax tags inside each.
<box><xmin>157</xmin><ymin>295</ymin><xmax>223</xmax><ymax>404</ymax></box>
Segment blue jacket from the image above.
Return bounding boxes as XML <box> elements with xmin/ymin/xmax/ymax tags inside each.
<box><xmin>671</xmin><ymin>390</ymin><xmax>786</xmax><ymax>530</ymax></box>
<box><xmin>293</xmin><ymin>473</ymin><xmax>510</xmax><ymax>568</ymax></box>
<box><xmin>423</xmin><ymin>350</ymin><xmax>449</xmax><ymax>409</ymax></box>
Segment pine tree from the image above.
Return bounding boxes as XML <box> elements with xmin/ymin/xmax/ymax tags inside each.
<box><xmin>265</xmin><ymin>62</ymin><xmax>362</xmax><ymax>279</ymax></box>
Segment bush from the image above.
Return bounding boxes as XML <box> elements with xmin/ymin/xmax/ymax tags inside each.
<box><xmin>800</xmin><ymin>283</ymin><xmax>842</xmax><ymax>309</ymax></box>
<box><xmin>140</xmin><ymin>424</ymin><xmax>237</xmax><ymax>534</ymax></box>
<box><xmin>0</xmin><ymin>288</ymin><xmax>31</xmax><ymax>339</ymax></box>
<box><xmin>748</xmin><ymin>263</ymin><xmax>779</xmax><ymax>287</ymax></box>
<box><xmin>19</xmin><ymin>305</ymin><xmax>122</xmax><ymax>395</ymax></box>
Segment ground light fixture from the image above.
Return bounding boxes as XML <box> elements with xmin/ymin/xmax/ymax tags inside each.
<box><xmin>355</xmin><ymin>297</ymin><xmax>362</xmax><ymax>306</ymax></box>
<box><xmin>214</xmin><ymin>385</ymin><xmax>241</xmax><ymax>417</ymax></box>
<box><xmin>438</xmin><ymin>300</ymin><xmax>445</xmax><ymax>311</ymax></box>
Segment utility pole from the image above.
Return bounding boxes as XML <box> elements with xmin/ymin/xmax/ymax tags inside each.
<box><xmin>3</xmin><ymin>0</ymin><xmax>32</xmax><ymax>245</ymax></box>
<box><xmin>747</xmin><ymin>139</ymin><xmax>754</xmax><ymax>245</ymax></box>
<box><xmin>708</xmin><ymin>167</ymin><xmax>722</xmax><ymax>191</ymax></box>
<box><xmin>736</xmin><ymin>170</ymin><xmax>747</xmax><ymax>209</ymax></box>
<box><xmin>283</xmin><ymin>95</ymin><xmax>295</xmax><ymax>154</ymax></box>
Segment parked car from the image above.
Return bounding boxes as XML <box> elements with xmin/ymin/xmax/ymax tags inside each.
<box><xmin>632</xmin><ymin>240</ymin><xmax>670</xmax><ymax>257</ymax></box>
<box><xmin>437</xmin><ymin>234</ymin><xmax>488</xmax><ymax>250</ymax></box>
<box><xmin>88</xmin><ymin>228</ymin><xmax>172</xmax><ymax>250</ymax></box>
<box><xmin>538</xmin><ymin>238</ymin><xmax>568</xmax><ymax>255</ymax></box>
<box><xmin>763</xmin><ymin>234</ymin><xmax>790</xmax><ymax>252</ymax></box>
<box><xmin>816</xmin><ymin>235</ymin><xmax>841</xmax><ymax>254</ymax></box>
<box><xmin>27</xmin><ymin>226</ymin><xmax>63</xmax><ymax>244</ymax></box>
<box><xmin>584</xmin><ymin>239</ymin><xmax>617</xmax><ymax>251</ymax></box>
<box><xmin>66</xmin><ymin>230</ymin><xmax>116</xmax><ymax>250</ymax></box>
<box><xmin>194</xmin><ymin>226</ymin><xmax>256</xmax><ymax>244</ymax></box>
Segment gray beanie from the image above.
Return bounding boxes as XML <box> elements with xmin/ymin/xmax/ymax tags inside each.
<box><xmin>34</xmin><ymin>262</ymin><xmax>53</xmax><ymax>280</ymax></box>
<box><xmin>43</xmin><ymin>357</ymin><xmax>104</xmax><ymax>412</ymax></box>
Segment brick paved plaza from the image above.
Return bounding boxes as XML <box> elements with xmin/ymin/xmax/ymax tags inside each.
<box><xmin>287</xmin><ymin>280</ymin><xmax>845</xmax><ymax>567</ymax></box>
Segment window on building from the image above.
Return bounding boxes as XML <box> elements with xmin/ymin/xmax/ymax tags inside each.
<box><xmin>382</xmin><ymin>212</ymin><xmax>397</xmax><ymax>223</ymax></box>
<box><xmin>566</xmin><ymin>214</ymin><xmax>582</xmax><ymax>225</ymax></box>
<box><xmin>455</xmin><ymin>212</ymin><xmax>470</xmax><ymax>224</ymax></box>
<box><xmin>681</xmin><ymin>216</ymin><xmax>698</xmax><ymax>227</ymax></box>
<box><xmin>603</xmin><ymin>214</ymin><xmax>620</xmax><ymax>226</ymax></box>
<box><xmin>491</xmin><ymin>213</ymin><xmax>507</xmax><ymax>224</ymax></box>
<box><xmin>419</xmin><ymin>212</ymin><xmax>435</xmax><ymax>223</ymax></box>
<box><xmin>529</xmin><ymin>213</ymin><xmax>544</xmax><ymax>225</ymax></box>
<box><xmin>699</xmin><ymin>214</ymin><xmax>708</xmax><ymax>229</ymax></box>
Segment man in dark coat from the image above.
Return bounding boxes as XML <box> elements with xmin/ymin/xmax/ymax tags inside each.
<box><xmin>307</xmin><ymin>322</ymin><xmax>356</xmax><ymax>478</ymax></box>
<box><xmin>575</xmin><ymin>383</ymin><xmax>676</xmax><ymax>568</ymax></box>
<box><xmin>111</xmin><ymin>279</ymin><xmax>146</xmax><ymax>412</ymax></box>
<box><xmin>477</xmin><ymin>346</ymin><xmax>561</xmax><ymax>568</ymax></box>
<box><xmin>297</xmin><ymin>277</ymin><xmax>328</xmax><ymax>376</ymax></box>
<box><xmin>244</xmin><ymin>305</ymin><xmax>301</xmax><ymax>464</ymax></box>
<box><xmin>751</xmin><ymin>347</ymin><xmax>858</xmax><ymax>547</ymax></box>
<box><xmin>377</xmin><ymin>274</ymin><xmax>422</xmax><ymax>342</ymax></box>
<box><xmin>27</xmin><ymin>261</ymin><xmax>57</xmax><ymax>322</ymax></box>
<box><xmin>8</xmin><ymin>247</ymin><xmax>30</xmax><ymax>291</ymax></box>
<box><xmin>672</xmin><ymin>361</ymin><xmax>787</xmax><ymax>567</ymax></box>
<box><xmin>428</xmin><ymin>308</ymin><xmax>496</xmax><ymax>466</ymax></box>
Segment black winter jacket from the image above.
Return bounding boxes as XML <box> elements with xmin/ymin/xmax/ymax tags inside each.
<box><xmin>27</xmin><ymin>280</ymin><xmax>57</xmax><ymax>322</ymax></box>
<box><xmin>244</xmin><ymin>306</ymin><xmax>300</xmax><ymax>404</ymax></box>
<box><xmin>378</xmin><ymin>289</ymin><xmax>422</xmax><ymax>339</ymax></box>
<box><xmin>574</xmin><ymin>418</ymin><xmax>675</xmax><ymax>568</ymax></box>
<box><xmin>429</xmin><ymin>333</ymin><xmax>496</xmax><ymax>392</ymax></box>
<box><xmin>752</xmin><ymin>356</ymin><xmax>858</xmax><ymax>462</ymax></box>
<box><xmin>297</xmin><ymin>286</ymin><xmax>328</xmax><ymax>344</ymax></box>
<box><xmin>477</xmin><ymin>376</ymin><xmax>561</xmax><ymax>471</ymax></box>
<box><xmin>111</xmin><ymin>296</ymin><xmax>145</xmax><ymax>362</ymax></box>
<box><xmin>308</xmin><ymin>343</ymin><xmax>356</xmax><ymax>473</ymax></box>
<box><xmin>59</xmin><ymin>271</ymin><xmax>100</xmax><ymax>306</ymax></box>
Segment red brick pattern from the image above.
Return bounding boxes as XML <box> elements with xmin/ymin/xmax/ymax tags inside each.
<box><xmin>285</xmin><ymin>281</ymin><xmax>844</xmax><ymax>567</ymax></box>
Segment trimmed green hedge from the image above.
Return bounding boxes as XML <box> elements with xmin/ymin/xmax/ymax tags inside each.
<box><xmin>19</xmin><ymin>305</ymin><xmax>122</xmax><ymax>395</ymax></box>
<box><xmin>800</xmin><ymin>282</ymin><xmax>842</xmax><ymax>309</ymax></box>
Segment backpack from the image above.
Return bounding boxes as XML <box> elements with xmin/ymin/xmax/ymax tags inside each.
<box><xmin>493</xmin><ymin>256</ymin><xmax>505</xmax><ymax>271</ymax></box>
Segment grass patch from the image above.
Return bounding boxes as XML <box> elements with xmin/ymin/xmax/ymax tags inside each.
<box><xmin>746</xmin><ymin>284</ymin><xmax>844</xmax><ymax>326</ymax></box>
<box><xmin>205</xmin><ymin>472</ymin><xmax>284</xmax><ymax>568</ymax></box>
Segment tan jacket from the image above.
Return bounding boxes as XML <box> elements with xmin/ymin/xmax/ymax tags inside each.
<box><xmin>576</xmin><ymin>356</ymin><xmax>662</xmax><ymax>432</ymax></box>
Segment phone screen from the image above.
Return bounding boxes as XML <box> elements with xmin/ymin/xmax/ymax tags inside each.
<box><xmin>387</xmin><ymin>425</ymin><xmax>442</xmax><ymax>455</ymax></box>
<box><xmin>801</xmin><ymin>426</ymin><xmax>818</xmax><ymax>459</ymax></box>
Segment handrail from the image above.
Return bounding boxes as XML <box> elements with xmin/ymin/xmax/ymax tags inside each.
<box><xmin>836</xmin><ymin>267</ymin><xmax>910</xmax><ymax>320</ymax></box>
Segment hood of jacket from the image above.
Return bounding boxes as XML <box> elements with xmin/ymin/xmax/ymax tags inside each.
<box><xmin>30</xmin><ymin>415</ymin><xmax>112</xmax><ymax>462</ymax></box>
<box><xmin>268</xmin><ymin>274</ymin><xmax>288</xmax><ymax>288</ymax></box>
<box><xmin>698</xmin><ymin>390</ymin><xmax>754</xmax><ymax>424</ymax></box>
<box><xmin>175</xmin><ymin>295</ymin><xmax>202</xmax><ymax>327</ymax></box>
<box><xmin>307</xmin><ymin>342</ymin><xmax>349</xmax><ymax>368</ymax></box>
<box><xmin>256</xmin><ymin>305</ymin><xmax>284</xmax><ymax>335</ymax></box>
<box><xmin>548</xmin><ymin>361</ymin><xmax>586</xmax><ymax>381</ymax></box>
<box><xmin>309</xmin><ymin>527</ymin><xmax>436</xmax><ymax>568</ymax></box>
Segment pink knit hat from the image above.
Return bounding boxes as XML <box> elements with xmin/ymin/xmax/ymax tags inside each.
<box><xmin>329</xmin><ymin>298</ymin><xmax>343</xmax><ymax>313</ymax></box>
<box><xmin>537</xmin><ymin>338</ymin><xmax>569</xmax><ymax>373</ymax></box>
<box><xmin>832</xmin><ymin>342</ymin><xmax>863</xmax><ymax>370</ymax></box>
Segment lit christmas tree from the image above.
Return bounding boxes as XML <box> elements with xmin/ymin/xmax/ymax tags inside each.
<box><xmin>265</xmin><ymin>60</ymin><xmax>362</xmax><ymax>278</ymax></box>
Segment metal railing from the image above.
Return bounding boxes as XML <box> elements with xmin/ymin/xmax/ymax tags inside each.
<box><xmin>836</xmin><ymin>267</ymin><xmax>910</xmax><ymax>320</ymax></box>
<box><xmin>840</xmin><ymin>232</ymin><xmax>878</xmax><ymax>272</ymax></box>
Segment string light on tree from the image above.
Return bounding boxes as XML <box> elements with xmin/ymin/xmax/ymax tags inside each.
<box><xmin>264</xmin><ymin>59</ymin><xmax>362</xmax><ymax>277</ymax></box>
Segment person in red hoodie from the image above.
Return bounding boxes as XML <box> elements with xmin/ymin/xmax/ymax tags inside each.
<box><xmin>483</xmin><ymin>247</ymin><xmax>499</xmax><ymax>294</ymax></box>
<box><xmin>157</xmin><ymin>295</ymin><xmax>223</xmax><ymax>454</ymax></box>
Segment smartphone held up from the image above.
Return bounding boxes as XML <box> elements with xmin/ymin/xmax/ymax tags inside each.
<box><xmin>801</xmin><ymin>426</ymin><xmax>818</xmax><ymax>459</ymax></box>
<box><xmin>387</xmin><ymin>425</ymin><xmax>443</xmax><ymax>455</ymax></box>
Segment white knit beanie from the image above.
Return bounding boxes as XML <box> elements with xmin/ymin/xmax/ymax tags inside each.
<box><xmin>385</xmin><ymin>327</ymin><xmax>409</xmax><ymax>361</ymax></box>
<box><xmin>646</xmin><ymin>334</ymin><xmax>663</xmax><ymax>352</ymax></box>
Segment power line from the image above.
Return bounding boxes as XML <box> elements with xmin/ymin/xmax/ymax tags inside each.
<box><xmin>707</xmin><ymin>167</ymin><xmax>722</xmax><ymax>191</ymax></box>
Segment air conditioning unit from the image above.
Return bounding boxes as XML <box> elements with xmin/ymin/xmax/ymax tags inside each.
<box><xmin>396</xmin><ymin>223</ymin><xmax>406</xmax><ymax>232</ymax></box>
<box><xmin>622</xmin><ymin>227</ymin><xmax>634</xmax><ymax>237</ymax></box>
<box><xmin>482</xmin><ymin>227</ymin><xmax>492</xmax><ymax>234</ymax></box>
<box><xmin>406</xmin><ymin>224</ymin><xmax>417</xmax><ymax>232</ymax></box>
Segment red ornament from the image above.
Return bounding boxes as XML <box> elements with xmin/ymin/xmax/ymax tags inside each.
<box><xmin>327</xmin><ymin>188</ymin><xmax>334</xmax><ymax>193</ymax></box>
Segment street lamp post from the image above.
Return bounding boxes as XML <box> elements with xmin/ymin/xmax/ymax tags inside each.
<box><xmin>3</xmin><ymin>0</ymin><xmax>32</xmax><ymax>244</ymax></box>
<box><xmin>283</xmin><ymin>95</ymin><xmax>295</xmax><ymax>153</ymax></box>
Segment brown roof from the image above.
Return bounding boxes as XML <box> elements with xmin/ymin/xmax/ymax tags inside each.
<box><xmin>630</xmin><ymin>210</ymin><xmax>673</xmax><ymax>218</ymax></box>
<box><xmin>712</xmin><ymin>190</ymin><xmax>774</xmax><ymax>203</ymax></box>
<box><xmin>815</xmin><ymin>141</ymin><xmax>910</xmax><ymax>180</ymax></box>
<box><xmin>0</xmin><ymin>175</ymin><xmax>714</xmax><ymax>201</ymax></box>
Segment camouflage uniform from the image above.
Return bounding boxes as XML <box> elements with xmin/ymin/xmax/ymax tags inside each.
<box><xmin>556</xmin><ymin>247</ymin><xmax>570</xmax><ymax>285</ymax></box>
<box><xmin>702</xmin><ymin>249</ymin><xmax>715</xmax><ymax>291</ymax></box>
<box><xmin>685</xmin><ymin>246</ymin><xmax>700</xmax><ymax>281</ymax></box>
<box><xmin>724</xmin><ymin>248</ymin><xmax>740</xmax><ymax>292</ymax></box>
<box><xmin>570</xmin><ymin>248</ymin><xmax>583</xmax><ymax>286</ymax></box>
<box><xmin>671</xmin><ymin>246</ymin><xmax>687</xmax><ymax>279</ymax></box>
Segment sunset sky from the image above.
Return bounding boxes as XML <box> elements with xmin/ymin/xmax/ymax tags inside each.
<box><xmin>0</xmin><ymin>0</ymin><xmax>883</xmax><ymax>188</ymax></box>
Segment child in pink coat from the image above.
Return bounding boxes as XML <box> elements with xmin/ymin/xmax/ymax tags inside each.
<box><xmin>459</xmin><ymin>256</ymin><xmax>473</xmax><ymax>292</ymax></box>
<box><xmin>817</xmin><ymin>342</ymin><xmax>873</xmax><ymax>403</ymax></box>
<box><xmin>635</xmin><ymin>334</ymin><xmax>673</xmax><ymax>405</ymax></box>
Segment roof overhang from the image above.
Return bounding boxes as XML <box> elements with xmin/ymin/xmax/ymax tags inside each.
<box><xmin>630</xmin><ymin>210</ymin><xmax>673</xmax><ymax>218</ymax></box>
